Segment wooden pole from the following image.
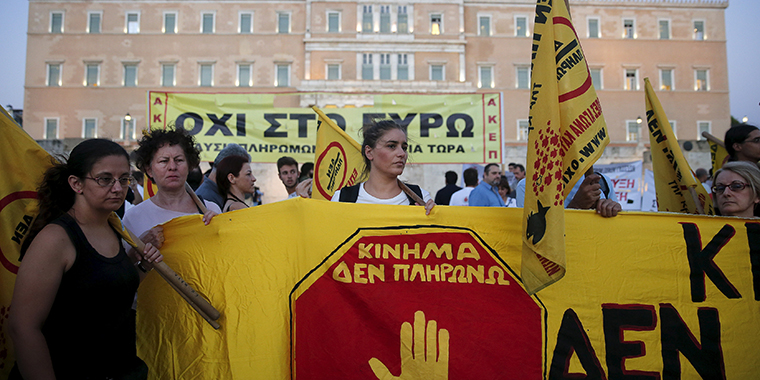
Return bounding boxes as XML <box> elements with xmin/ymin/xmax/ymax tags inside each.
<box><xmin>701</xmin><ymin>132</ymin><xmax>725</xmax><ymax>148</ymax></box>
<box><xmin>397</xmin><ymin>179</ymin><xmax>426</xmax><ymax>205</ymax></box>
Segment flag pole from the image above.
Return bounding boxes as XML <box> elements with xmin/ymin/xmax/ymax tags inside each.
<box><xmin>701</xmin><ymin>132</ymin><xmax>726</xmax><ymax>148</ymax></box>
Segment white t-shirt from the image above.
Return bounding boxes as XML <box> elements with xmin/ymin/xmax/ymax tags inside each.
<box><xmin>331</xmin><ymin>182</ymin><xmax>432</xmax><ymax>205</ymax></box>
<box><xmin>123</xmin><ymin>197</ymin><xmax>221</xmax><ymax>244</ymax></box>
<box><xmin>449</xmin><ymin>187</ymin><xmax>475</xmax><ymax>206</ymax></box>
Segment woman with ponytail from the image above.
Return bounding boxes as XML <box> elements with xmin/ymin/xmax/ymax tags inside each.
<box><xmin>8</xmin><ymin>139</ymin><xmax>162</xmax><ymax>380</ymax></box>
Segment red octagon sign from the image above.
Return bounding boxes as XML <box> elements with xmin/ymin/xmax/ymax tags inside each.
<box><xmin>291</xmin><ymin>227</ymin><xmax>545</xmax><ymax>379</ymax></box>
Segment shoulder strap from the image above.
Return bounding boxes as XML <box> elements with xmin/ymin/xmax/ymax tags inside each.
<box><xmin>338</xmin><ymin>184</ymin><xmax>361</xmax><ymax>203</ymax></box>
<box><xmin>404</xmin><ymin>184</ymin><xmax>424</xmax><ymax>205</ymax></box>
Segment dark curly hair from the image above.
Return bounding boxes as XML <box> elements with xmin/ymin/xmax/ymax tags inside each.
<box><xmin>21</xmin><ymin>139</ymin><xmax>129</xmax><ymax>258</ymax></box>
<box><xmin>132</xmin><ymin>127</ymin><xmax>201</xmax><ymax>182</ymax></box>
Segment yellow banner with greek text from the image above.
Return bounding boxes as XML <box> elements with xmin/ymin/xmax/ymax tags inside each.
<box><xmin>147</xmin><ymin>92</ymin><xmax>503</xmax><ymax>164</ymax></box>
<box><xmin>645</xmin><ymin>78</ymin><xmax>713</xmax><ymax>215</ymax></box>
<box><xmin>522</xmin><ymin>0</ymin><xmax>609</xmax><ymax>295</ymax></box>
<box><xmin>135</xmin><ymin>200</ymin><xmax>760</xmax><ymax>379</ymax></box>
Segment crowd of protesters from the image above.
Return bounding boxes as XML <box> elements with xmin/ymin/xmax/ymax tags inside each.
<box><xmin>8</xmin><ymin>120</ymin><xmax>758</xmax><ymax>379</ymax></box>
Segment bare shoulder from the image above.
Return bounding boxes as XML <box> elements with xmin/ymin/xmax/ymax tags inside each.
<box><xmin>21</xmin><ymin>223</ymin><xmax>76</xmax><ymax>270</ymax></box>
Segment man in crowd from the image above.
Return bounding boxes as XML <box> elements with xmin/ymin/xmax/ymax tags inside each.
<box><xmin>513</xmin><ymin>164</ymin><xmax>525</xmax><ymax>182</ymax></box>
<box><xmin>277</xmin><ymin>156</ymin><xmax>300</xmax><ymax>199</ymax></box>
<box><xmin>450</xmin><ymin>168</ymin><xmax>479</xmax><ymax>206</ymax></box>
<box><xmin>434</xmin><ymin>171</ymin><xmax>462</xmax><ymax>205</ymax></box>
<box><xmin>469</xmin><ymin>163</ymin><xmax>505</xmax><ymax>207</ymax></box>
<box><xmin>196</xmin><ymin>144</ymin><xmax>251</xmax><ymax>209</ymax></box>
<box><xmin>516</xmin><ymin>166</ymin><xmax>621</xmax><ymax>217</ymax></box>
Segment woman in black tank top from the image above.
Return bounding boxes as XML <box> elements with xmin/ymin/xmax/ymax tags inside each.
<box><xmin>9</xmin><ymin>139</ymin><xmax>163</xmax><ymax>380</ymax></box>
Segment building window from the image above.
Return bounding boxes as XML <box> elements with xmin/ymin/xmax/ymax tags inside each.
<box><xmin>479</xmin><ymin>66</ymin><xmax>493</xmax><ymax>89</ymax></box>
<box><xmin>626</xmin><ymin>121</ymin><xmax>639</xmax><ymax>142</ymax></box>
<box><xmin>697</xmin><ymin>121</ymin><xmax>711</xmax><ymax>139</ymax></box>
<box><xmin>380</xmin><ymin>6</ymin><xmax>391</xmax><ymax>34</ymax></box>
<box><xmin>327</xmin><ymin>11</ymin><xmax>340</xmax><ymax>33</ymax></box>
<box><xmin>397</xmin><ymin>6</ymin><xmax>408</xmax><ymax>34</ymax></box>
<box><xmin>83</xmin><ymin>118</ymin><xmax>97</xmax><ymax>138</ymax></box>
<box><xmin>124</xmin><ymin>64</ymin><xmax>137</xmax><ymax>87</ymax></box>
<box><xmin>201</xmin><ymin>12</ymin><xmax>215</xmax><ymax>33</ymax></box>
<box><xmin>517</xmin><ymin>120</ymin><xmax>529</xmax><ymax>141</ymax></box>
<box><xmin>669</xmin><ymin>121</ymin><xmax>677</xmax><ymax>138</ymax></box>
<box><xmin>362</xmin><ymin>54</ymin><xmax>373</xmax><ymax>80</ymax></box>
<box><xmin>430</xmin><ymin>14</ymin><xmax>442</xmax><ymax>35</ymax></box>
<box><xmin>479</xmin><ymin>15</ymin><xmax>491</xmax><ymax>36</ymax></box>
<box><xmin>516</xmin><ymin>66</ymin><xmax>529</xmax><ymax>89</ymax></box>
<box><xmin>590</xmin><ymin>68</ymin><xmax>603</xmax><ymax>89</ymax></box>
<box><xmin>45</xmin><ymin>118</ymin><xmax>59</xmax><ymax>139</ymax></box>
<box><xmin>397</xmin><ymin>54</ymin><xmax>409</xmax><ymax>80</ymax></box>
<box><xmin>327</xmin><ymin>64</ymin><xmax>341</xmax><ymax>80</ymax></box>
<box><xmin>88</xmin><ymin>12</ymin><xmax>101</xmax><ymax>34</ymax></box>
<box><xmin>164</xmin><ymin>12</ymin><xmax>177</xmax><ymax>34</ymax></box>
<box><xmin>624</xmin><ymin>69</ymin><xmax>638</xmax><ymax>91</ymax></box>
<box><xmin>695</xmin><ymin>69</ymin><xmax>709</xmax><ymax>91</ymax></box>
<box><xmin>275</xmin><ymin>64</ymin><xmax>290</xmax><ymax>87</ymax></box>
<box><xmin>122</xmin><ymin>117</ymin><xmax>135</xmax><ymax>140</ymax></box>
<box><xmin>658</xmin><ymin>19</ymin><xmax>670</xmax><ymax>39</ymax></box>
<box><xmin>126</xmin><ymin>12</ymin><xmax>140</xmax><ymax>34</ymax></box>
<box><xmin>85</xmin><ymin>63</ymin><xmax>99</xmax><ymax>87</ymax></box>
<box><xmin>51</xmin><ymin>11</ymin><xmax>64</xmax><ymax>33</ymax></box>
<box><xmin>623</xmin><ymin>18</ymin><xmax>635</xmax><ymax>39</ymax></box>
<box><xmin>237</xmin><ymin>63</ymin><xmax>252</xmax><ymax>87</ymax></box>
<box><xmin>694</xmin><ymin>20</ymin><xmax>705</xmax><ymax>40</ymax></box>
<box><xmin>47</xmin><ymin>63</ymin><xmax>61</xmax><ymax>87</ymax></box>
<box><xmin>362</xmin><ymin>6</ymin><xmax>373</xmax><ymax>33</ymax></box>
<box><xmin>659</xmin><ymin>68</ymin><xmax>673</xmax><ymax>91</ymax></box>
<box><xmin>199</xmin><ymin>64</ymin><xmax>213</xmax><ymax>86</ymax></box>
<box><xmin>240</xmin><ymin>12</ymin><xmax>253</xmax><ymax>34</ymax></box>
<box><xmin>515</xmin><ymin>16</ymin><xmax>528</xmax><ymax>37</ymax></box>
<box><xmin>380</xmin><ymin>54</ymin><xmax>391</xmax><ymax>80</ymax></box>
<box><xmin>430</xmin><ymin>64</ymin><xmax>444</xmax><ymax>81</ymax></box>
<box><xmin>587</xmin><ymin>17</ymin><xmax>600</xmax><ymax>38</ymax></box>
<box><xmin>161</xmin><ymin>64</ymin><xmax>175</xmax><ymax>87</ymax></box>
<box><xmin>278</xmin><ymin>12</ymin><xmax>291</xmax><ymax>34</ymax></box>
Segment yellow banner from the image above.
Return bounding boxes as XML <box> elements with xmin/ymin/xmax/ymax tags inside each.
<box><xmin>134</xmin><ymin>200</ymin><xmax>760</xmax><ymax>379</ymax></box>
<box><xmin>708</xmin><ymin>138</ymin><xmax>729</xmax><ymax>176</ymax></box>
<box><xmin>522</xmin><ymin>0</ymin><xmax>609</xmax><ymax>294</ymax></box>
<box><xmin>0</xmin><ymin>107</ymin><xmax>55</xmax><ymax>378</ymax></box>
<box><xmin>148</xmin><ymin>92</ymin><xmax>503</xmax><ymax>164</ymax></box>
<box><xmin>645</xmin><ymin>78</ymin><xmax>713</xmax><ymax>215</ymax></box>
<box><xmin>311</xmin><ymin>106</ymin><xmax>364</xmax><ymax>201</ymax></box>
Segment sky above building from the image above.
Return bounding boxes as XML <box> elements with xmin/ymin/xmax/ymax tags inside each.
<box><xmin>1</xmin><ymin>0</ymin><xmax>758</xmax><ymax>127</ymax></box>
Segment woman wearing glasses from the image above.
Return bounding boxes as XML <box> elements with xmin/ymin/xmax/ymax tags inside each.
<box><xmin>9</xmin><ymin>139</ymin><xmax>163</xmax><ymax>379</ymax></box>
<box><xmin>123</xmin><ymin>128</ymin><xmax>220</xmax><ymax>252</ymax></box>
<box><xmin>724</xmin><ymin>124</ymin><xmax>760</xmax><ymax>163</ymax></box>
<box><xmin>712</xmin><ymin>161</ymin><xmax>760</xmax><ymax>218</ymax></box>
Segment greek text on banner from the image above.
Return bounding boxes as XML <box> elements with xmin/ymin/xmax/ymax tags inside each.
<box><xmin>148</xmin><ymin>92</ymin><xmax>503</xmax><ymax>163</ymax></box>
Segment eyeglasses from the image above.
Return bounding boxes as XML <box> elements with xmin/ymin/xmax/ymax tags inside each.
<box><xmin>743</xmin><ymin>137</ymin><xmax>760</xmax><ymax>144</ymax></box>
<box><xmin>712</xmin><ymin>181</ymin><xmax>749</xmax><ymax>195</ymax></box>
<box><xmin>84</xmin><ymin>176</ymin><xmax>134</xmax><ymax>188</ymax></box>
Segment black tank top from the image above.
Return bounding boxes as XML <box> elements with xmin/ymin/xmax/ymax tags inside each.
<box><xmin>39</xmin><ymin>213</ymin><xmax>141</xmax><ymax>378</ymax></box>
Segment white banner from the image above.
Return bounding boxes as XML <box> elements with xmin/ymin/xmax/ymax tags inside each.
<box><xmin>594</xmin><ymin>161</ymin><xmax>643</xmax><ymax>211</ymax></box>
<box><xmin>641</xmin><ymin>169</ymin><xmax>658</xmax><ymax>212</ymax></box>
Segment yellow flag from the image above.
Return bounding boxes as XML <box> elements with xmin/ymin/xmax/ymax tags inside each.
<box><xmin>644</xmin><ymin>78</ymin><xmax>713</xmax><ymax>215</ymax></box>
<box><xmin>0</xmin><ymin>107</ymin><xmax>56</xmax><ymax>377</ymax></box>
<box><xmin>311</xmin><ymin>106</ymin><xmax>364</xmax><ymax>200</ymax></box>
<box><xmin>707</xmin><ymin>137</ymin><xmax>729</xmax><ymax>176</ymax></box>
<box><xmin>522</xmin><ymin>0</ymin><xmax>609</xmax><ymax>294</ymax></box>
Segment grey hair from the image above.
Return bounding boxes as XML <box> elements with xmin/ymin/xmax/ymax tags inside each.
<box><xmin>214</xmin><ymin>143</ymin><xmax>251</xmax><ymax>166</ymax></box>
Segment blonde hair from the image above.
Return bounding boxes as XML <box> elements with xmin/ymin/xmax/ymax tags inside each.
<box><xmin>713</xmin><ymin>161</ymin><xmax>760</xmax><ymax>204</ymax></box>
